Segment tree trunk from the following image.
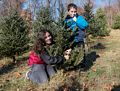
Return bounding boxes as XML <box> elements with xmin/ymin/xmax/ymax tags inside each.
<box><xmin>12</xmin><ymin>56</ymin><xmax>16</xmax><ymax>63</ymax></box>
<box><xmin>46</xmin><ymin>0</ymin><xmax>50</xmax><ymax>8</ymax></box>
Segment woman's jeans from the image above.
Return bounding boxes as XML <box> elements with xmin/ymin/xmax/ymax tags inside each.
<box><xmin>28</xmin><ymin>64</ymin><xmax>56</xmax><ymax>84</ymax></box>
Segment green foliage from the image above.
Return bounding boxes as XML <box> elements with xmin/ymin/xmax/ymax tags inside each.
<box><xmin>64</xmin><ymin>46</ymin><xmax>84</xmax><ymax>70</ymax></box>
<box><xmin>87</xmin><ymin>68</ymin><xmax>105</xmax><ymax>79</ymax></box>
<box><xmin>83</xmin><ymin>2</ymin><xmax>95</xmax><ymax>35</ymax></box>
<box><xmin>112</xmin><ymin>14</ymin><xmax>120</xmax><ymax>29</ymax></box>
<box><xmin>0</xmin><ymin>10</ymin><xmax>29</xmax><ymax>59</ymax></box>
<box><xmin>32</xmin><ymin>7</ymin><xmax>67</xmax><ymax>56</ymax></box>
<box><xmin>84</xmin><ymin>4</ymin><xmax>110</xmax><ymax>37</ymax></box>
<box><xmin>33</xmin><ymin>8</ymin><xmax>53</xmax><ymax>33</ymax></box>
<box><xmin>93</xmin><ymin>8</ymin><xmax>110</xmax><ymax>36</ymax></box>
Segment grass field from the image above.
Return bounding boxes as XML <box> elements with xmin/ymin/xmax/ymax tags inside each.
<box><xmin>0</xmin><ymin>29</ymin><xmax>120</xmax><ymax>91</ymax></box>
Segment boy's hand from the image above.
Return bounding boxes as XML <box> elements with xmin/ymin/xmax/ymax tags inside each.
<box><xmin>73</xmin><ymin>16</ymin><xmax>77</xmax><ymax>22</ymax></box>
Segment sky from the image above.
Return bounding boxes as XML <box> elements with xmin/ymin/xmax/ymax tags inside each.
<box><xmin>95</xmin><ymin>0</ymin><xmax>105</xmax><ymax>7</ymax></box>
<box><xmin>22</xmin><ymin>0</ymin><xmax>118</xmax><ymax>11</ymax></box>
<box><xmin>0</xmin><ymin>0</ymin><xmax>118</xmax><ymax>10</ymax></box>
<box><xmin>22</xmin><ymin>0</ymin><xmax>107</xmax><ymax>10</ymax></box>
<box><xmin>0</xmin><ymin>0</ymin><xmax>3</xmax><ymax>8</ymax></box>
<box><xmin>94</xmin><ymin>0</ymin><xmax>105</xmax><ymax>12</ymax></box>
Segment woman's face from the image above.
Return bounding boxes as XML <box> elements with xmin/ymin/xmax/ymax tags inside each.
<box><xmin>44</xmin><ymin>32</ymin><xmax>52</xmax><ymax>45</ymax></box>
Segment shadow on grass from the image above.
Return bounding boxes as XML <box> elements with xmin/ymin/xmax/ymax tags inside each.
<box><xmin>111</xmin><ymin>85</ymin><xmax>120</xmax><ymax>91</ymax></box>
<box><xmin>81</xmin><ymin>51</ymin><xmax>100</xmax><ymax>71</ymax></box>
<box><xmin>77</xmin><ymin>42</ymin><xmax>105</xmax><ymax>71</ymax></box>
<box><xmin>0</xmin><ymin>56</ymin><xmax>28</xmax><ymax>75</ymax></box>
<box><xmin>61</xmin><ymin>51</ymin><xmax>100</xmax><ymax>72</ymax></box>
<box><xmin>91</xmin><ymin>43</ymin><xmax>106</xmax><ymax>50</ymax></box>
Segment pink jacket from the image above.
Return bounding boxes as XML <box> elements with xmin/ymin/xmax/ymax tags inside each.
<box><xmin>28</xmin><ymin>51</ymin><xmax>45</xmax><ymax>67</ymax></box>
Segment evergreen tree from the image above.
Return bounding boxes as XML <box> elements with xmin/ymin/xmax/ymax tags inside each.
<box><xmin>94</xmin><ymin>8</ymin><xmax>110</xmax><ymax>36</ymax></box>
<box><xmin>83</xmin><ymin>1</ymin><xmax>95</xmax><ymax>35</ymax></box>
<box><xmin>32</xmin><ymin>7</ymin><xmax>66</xmax><ymax>56</ymax></box>
<box><xmin>112</xmin><ymin>14</ymin><xmax>120</xmax><ymax>29</ymax></box>
<box><xmin>0</xmin><ymin>10</ymin><xmax>29</xmax><ymax>61</ymax></box>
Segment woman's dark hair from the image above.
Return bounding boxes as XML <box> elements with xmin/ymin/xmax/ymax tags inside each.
<box><xmin>67</xmin><ymin>3</ymin><xmax>77</xmax><ymax>11</ymax></box>
<box><xmin>33</xmin><ymin>29</ymin><xmax>53</xmax><ymax>54</ymax></box>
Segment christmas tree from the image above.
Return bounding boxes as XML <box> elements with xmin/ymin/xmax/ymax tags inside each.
<box><xmin>83</xmin><ymin>1</ymin><xmax>95</xmax><ymax>35</ymax></box>
<box><xmin>112</xmin><ymin>14</ymin><xmax>120</xmax><ymax>29</ymax></box>
<box><xmin>94</xmin><ymin>8</ymin><xmax>110</xmax><ymax>36</ymax></box>
<box><xmin>0</xmin><ymin>10</ymin><xmax>29</xmax><ymax>62</ymax></box>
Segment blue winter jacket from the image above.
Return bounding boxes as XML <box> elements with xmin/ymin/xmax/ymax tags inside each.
<box><xmin>64</xmin><ymin>14</ymin><xmax>89</xmax><ymax>42</ymax></box>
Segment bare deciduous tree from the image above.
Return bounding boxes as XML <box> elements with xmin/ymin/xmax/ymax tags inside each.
<box><xmin>46</xmin><ymin>0</ymin><xmax>50</xmax><ymax>8</ymax></box>
<box><xmin>117</xmin><ymin>0</ymin><xmax>120</xmax><ymax>12</ymax></box>
<box><xmin>0</xmin><ymin>0</ymin><xmax>26</xmax><ymax>16</ymax></box>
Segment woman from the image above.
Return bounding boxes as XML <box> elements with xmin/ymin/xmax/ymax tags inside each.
<box><xmin>26</xmin><ymin>29</ymin><xmax>65</xmax><ymax>84</ymax></box>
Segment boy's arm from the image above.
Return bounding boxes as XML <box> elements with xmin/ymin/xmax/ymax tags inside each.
<box><xmin>73</xmin><ymin>15</ymin><xmax>89</xmax><ymax>30</ymax></box>
<box><xmin>64</xmin><ymin>19</ymin><xmax>74</xmax><ymax>29</ymax></box>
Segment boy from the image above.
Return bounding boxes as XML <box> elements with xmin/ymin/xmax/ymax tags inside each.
<box><xmin>64</xmin><ymin>3</ymin><xmax>89</xmax><ymax>69</ymax></box>
<box><xmin>64</xmin><ymin>3</ymin><xmax>89</xmax><ymax>49</ymax></box>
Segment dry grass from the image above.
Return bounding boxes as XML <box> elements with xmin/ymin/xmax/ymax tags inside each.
<box><xmin>80</xmin><ymin>29</ymin><xmax>120</xmax><ymax>91</ymax></box>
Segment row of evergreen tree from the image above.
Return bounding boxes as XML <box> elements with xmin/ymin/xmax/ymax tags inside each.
<box><xmin>0</xmin><ymin>3</ymin><xmax>119</xmax><ymax>69</ymax></box>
